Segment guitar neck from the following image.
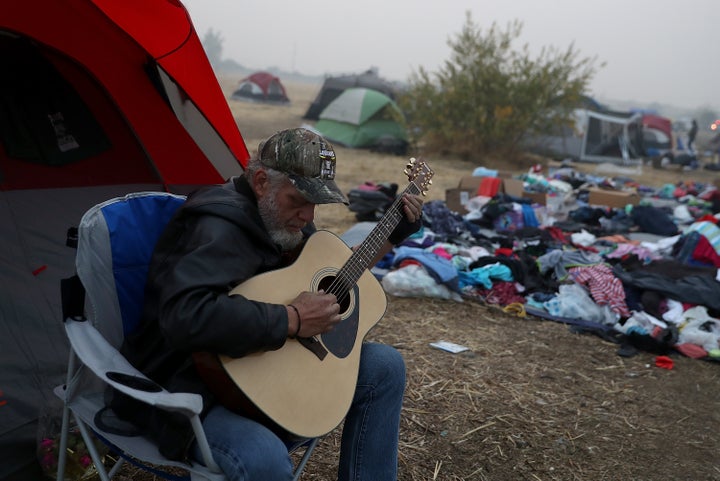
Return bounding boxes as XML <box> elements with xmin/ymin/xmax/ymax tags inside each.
<box><xmin>336</xmin><ymin>182</ymin><xmax>422</xmax><ymax>288</ymax></box>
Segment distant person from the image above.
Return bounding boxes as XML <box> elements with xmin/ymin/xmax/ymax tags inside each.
<box><xmin>688</xmin><ymin>119</ymin><xmax>699</xmax><ymax>152</ymax></box>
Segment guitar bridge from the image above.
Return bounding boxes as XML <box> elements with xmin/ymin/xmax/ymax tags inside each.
<box><xmin>297</xmin><ymin>336</ymin><xmax>328</xmax><ymax>360</ymax></box>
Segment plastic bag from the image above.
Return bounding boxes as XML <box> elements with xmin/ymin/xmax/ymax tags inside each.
<box><xmin>382</xmin><ymin>264</ymin><xmax>463</xmax><ymax>302</ymax></box>
<box><xmin>545</xmin><ymin>283</ymin><xmax>618</xmax><ymax>325</ymax></box>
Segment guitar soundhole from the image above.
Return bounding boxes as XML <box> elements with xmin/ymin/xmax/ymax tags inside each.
<box><xmin>317</xmin><ymin>275</ymin><xmax>351</xmax><ymax>314</ymax></box>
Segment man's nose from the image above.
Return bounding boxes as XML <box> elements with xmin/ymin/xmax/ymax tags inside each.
<box><xmin>298</xmin><ymin>203</ymin><xmax>315</xmax><ymax>222</ymax></box>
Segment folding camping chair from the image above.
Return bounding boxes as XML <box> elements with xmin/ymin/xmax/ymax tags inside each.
<box><xmin>55</xmin><ymin>192</ymin><xmax>318</xmax><ymax>481</ymax></box>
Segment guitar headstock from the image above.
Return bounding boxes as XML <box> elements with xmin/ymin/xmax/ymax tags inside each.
<box><xmin>404</xmin><ymin>158</ymin><xmax>434</xmax><ymax>196</ymax></box>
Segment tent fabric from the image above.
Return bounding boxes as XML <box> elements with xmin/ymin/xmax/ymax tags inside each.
<box><xmin>523</xmin><ymin>100</ymin><xmax>645</xmax><ymax>164</ymax></box>
<box><xmin>581</xmin><ymin>110</ymin><xmax>644</xmax><ymax>164</ymax></box>
<box><xmin>314</xmin><ymin>88</ymin><xmax>407</xmax><ymax>149</ymax></box>
<box><xmin>641</xmin><ymin>114</ymin><xmax>673</xmax><ymax>155</ymax></box>
<box><xmin>320</xmin><ymin>88</ymin><xmax>393</xmax><ymax>124</ymax></box>
<box><xmin>0</xmin><ymin>37</ymin><xmax>112</xmax><ymax>166</ymax></box>
<box><xmin>303</xmin><ymin>68</ymin><xmax>398</xmax><ymax>120</ymax></box>
<box><xmin>1</xmin><ymin>0</ymin><xmax>249</xmax><ymax>190</ymax></box>
<box><xmin>90</xmin><ymin>0</ymin><xmax>249</xmax><ymax>176</ymax></box>
<box><xmin>231</xmin><ymin>71</ymin><xmax>290</xmax><ymax>103</ymax></box>
<box><xmin>0</xmin><ymin>1</ymin><xmax>249</xmax><ymax>478</ymax></box>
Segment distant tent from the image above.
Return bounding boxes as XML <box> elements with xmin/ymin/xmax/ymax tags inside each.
<box><xmin>579</xmin><ymin>95</ymin><xmax>605</xmax><ymax>111</ymax></box>
<box><xmin>314</xmin><ymin>87</ymin><xmax>408</xmax><ymax>154</ymax></box>
<box><xmin>231</xmin><ymin>71</ymin><xmax>289</xmax><ymax>104</ymax></box>
<box><xmin>581</xmin><ymin>110</ymin><xmax>644</xmax><ymax>163</ymax></box>
<box><xmin>304</xmin><ymin>68</ymin><xmax>398</xmax><ymax>120</ymax></box>
<box><xmin>642</xmin><ymin>114</ymin><xmax>673</xmax><ymax>156</ymax></box>
<box><xmin>523</xmin><ymin>96</ymin><xmax>606</xmax><ymax>161</ymax></box>
<box><xmin>524</xmin><ymin>104</ymin><xmax>645</xmax><ymax>164</ymax></box>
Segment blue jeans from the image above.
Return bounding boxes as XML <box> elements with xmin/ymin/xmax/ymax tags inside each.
<box><xmin>193</xmin><ymin>342</ymin><xmax>406</xmax><ymax>481</ymax></box>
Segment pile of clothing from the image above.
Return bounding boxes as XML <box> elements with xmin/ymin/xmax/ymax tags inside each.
<box><xmin>371</xmin><ymin>170</ymin><xmax>720</xmax><ymax>362</ymax></box>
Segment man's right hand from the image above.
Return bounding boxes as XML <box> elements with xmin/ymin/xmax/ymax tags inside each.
<box><xmin>287</xmin><ymin>290</ymin><xmax>341</xmax><ymax>338</ymax></box>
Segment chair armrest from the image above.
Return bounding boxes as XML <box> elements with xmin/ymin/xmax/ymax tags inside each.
<box><xmin>64</xmin><ymin>318</ymin><xmax>203</xmax><ymax>417</ymax></box>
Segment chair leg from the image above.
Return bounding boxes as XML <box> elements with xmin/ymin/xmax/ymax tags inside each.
<box><xmin>74</xmin><ymin>413</ymin><xmax>112</xmax><ymax>481</ymax></box>
<box><xmin>55</xmin><ymin>398</ymin><xmax>71</xmax><ymax>481</ymax></box>
<box><xmin>292</xmin><ymin>437</ymin><xmax>320</xmax><ymax>481</ymax></box>
<box><xmin>107</xmin><ymin>456</ymin><xmax>126</xmax><ymax>479</ymax></box>
<box><xmin>190</xmin><ymin>414</ymin><xmax>223</xmax><ymax>474</ymax></box>
<box><xmin>56</xmin><ymin>347</ymin><xmax>78</xmax><ymax>481</ymax></box>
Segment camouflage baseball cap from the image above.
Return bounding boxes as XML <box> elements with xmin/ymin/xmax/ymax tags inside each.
<box><xmin>258</xmin><ymin>128</ymin><xmax>348</xmax><ymax>205</ymax></box>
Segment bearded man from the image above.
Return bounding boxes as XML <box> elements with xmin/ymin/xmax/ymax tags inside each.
<box><xmin>113</xmin><ymin>128</ymin><xmax>423</xmax><ymax>481</ymax></box>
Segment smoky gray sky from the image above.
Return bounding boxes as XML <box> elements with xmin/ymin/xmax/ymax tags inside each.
<box><xmin>183</xmin><ymin>0</ymin><xmax>718</xmax><ymax>112</ymax></box>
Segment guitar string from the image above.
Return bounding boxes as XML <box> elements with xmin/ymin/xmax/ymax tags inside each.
<box><xmin>326</xmin><ymin>177</ymin><xmax>425</xmax><ymax>306</ymax></box>
<box><xmin>327</xmin><ymin>197</ymin><xmax>402</xmax><ymax>304</ymax></box>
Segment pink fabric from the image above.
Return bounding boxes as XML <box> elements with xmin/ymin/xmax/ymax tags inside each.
<box><xmin>675</xmin><ymin>343</ymin><xmax>708</xmax><ymax>359</ymax></box>
<box><xmin>431</xmin><ymin>247</ymin><xmax>453</xmax><ymax>260</ymax></box>
<box><xmin>569</xmin><ymin>265</ymin><xmax>631</xmax><ymax>317</ymax></box>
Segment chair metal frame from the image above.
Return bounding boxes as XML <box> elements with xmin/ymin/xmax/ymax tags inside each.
<box><xmin>55</xmin><ymin>192</ymin><xmax>317</xmax><ymax>481</ymax></box>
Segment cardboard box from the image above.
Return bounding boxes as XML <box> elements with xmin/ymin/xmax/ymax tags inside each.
<box><xmin>446</xmin><ymin>173</ymin><xmax>549</xmax><ymax>213</ymax></box>
<box><xmin>457</xmin><ymin>173</ymin><xmax>513</xmax><ymax>192</ymax></box>
<box><xmin>522</xmin><ymin>191</ymin><xmax>548</xmax><ymax>206</ymax></box>
<box><xmin>503</xmin><ymin>178</ymin><xmax>547</xmax><ymax>205</ymax></box>
<box><xmin>445</xmin><ymin>188</ymin><xmax>473</xmax><ymax>214</ymax></box>
<box><xmin>587</xmin><ymin>187</ymin><xmax>640</xmax><ymax>209</ymax></box>
<box><xmin>445</xmin><ymin>176</ymin><xmax>482</xmax><ymax>214</ymax></box>
<box><xmin>446</xmin><ymin>175</ymin><xmax>505</xmax><ymax>213</ymax></box>
<box><xmin>458</xmin><ymin>175</ymin><xmax>484</xmax><ymax>192</ymax></box>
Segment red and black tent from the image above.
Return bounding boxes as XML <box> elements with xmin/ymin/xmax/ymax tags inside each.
<box><xmin>231</xmin><ymin>71</ymin><xmax>291</xmax><ymax>104</ymax></box>
<box><xmin>0</xmin><ymin>1</ymin><xmax>248</xmax><ymax>478</ymax></box>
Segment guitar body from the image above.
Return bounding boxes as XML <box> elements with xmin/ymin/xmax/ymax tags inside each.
<box><xmin>221</xmin><ymin>230</ymin><xmax>388</xmax><ymax>438</ymax></box>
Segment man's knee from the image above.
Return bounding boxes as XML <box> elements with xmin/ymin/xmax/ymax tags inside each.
<box><xmin>209</xmin><ymin>435</ymin><xmax>294</xmax><ymax>481</ymax></box>
<box><xmin>362</xmin><ymin>342</ymin><xmax>406</xmax><ymax>386</ymax></box>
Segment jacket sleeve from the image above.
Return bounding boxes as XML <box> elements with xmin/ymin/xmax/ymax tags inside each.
<box><xmin>148</xmin><ymin>213</ymin><xmax>289</xmax><ymax>358</ymax></box>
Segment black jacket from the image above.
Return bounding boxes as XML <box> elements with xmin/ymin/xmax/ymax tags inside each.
<box><xmin>113</xmin><ymin>176</ymin><xmax>307</xmax><ymax>460</ymax></box>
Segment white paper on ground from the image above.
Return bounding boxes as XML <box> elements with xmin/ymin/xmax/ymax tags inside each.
<box><xmin>430</xmin><ymin>340</ymin><xmax>469</xmax><ymax>353</ymax></box>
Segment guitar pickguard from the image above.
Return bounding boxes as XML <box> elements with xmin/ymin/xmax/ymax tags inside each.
<box><xmin>320</xmin><ymin>284</ymin><xmax>360</xmax><ymax>358</ymax></box>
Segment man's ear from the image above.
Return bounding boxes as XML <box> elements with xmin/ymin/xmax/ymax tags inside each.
<box><xmin>252</xmin><ymin>168</ymin><xmax>270</xmax><ymax>198</ymax></box>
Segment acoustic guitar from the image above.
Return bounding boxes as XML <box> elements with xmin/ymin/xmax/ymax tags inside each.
<box><xmin>201</xmin><ymin>158</ymin><xmax>433</xmax><ymax>438</ymax></box>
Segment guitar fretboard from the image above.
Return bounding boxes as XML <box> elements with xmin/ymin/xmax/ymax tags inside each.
<box><xmin>328</xmin><ymin>181</ymin><xmax>423</xmax><ymax>300</ymax></box>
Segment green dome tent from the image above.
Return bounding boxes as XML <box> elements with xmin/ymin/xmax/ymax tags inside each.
<box><xmin>314</xmin><ymin>87</ymin><xmax>408</xmax><ymax>153</ymax></box>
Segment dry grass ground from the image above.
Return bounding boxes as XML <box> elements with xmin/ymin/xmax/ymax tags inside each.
<box><xmin>121</xmin><ymin>77</ymin><xmax>720</xmax><ymax>481</ymax></box>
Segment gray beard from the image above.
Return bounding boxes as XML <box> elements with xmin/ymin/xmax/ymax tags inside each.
<box><xmin>257</xmin><ymin>193</ymin><xmax>303</xmax><ymax>252</ymax></box>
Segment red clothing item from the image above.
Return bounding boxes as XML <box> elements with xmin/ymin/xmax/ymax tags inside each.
<box><xmin>695</xmin><ymin>214</ymin><xmax>718</xmax><ymax>224</ymax></box>
<box><xmin>655</xmin><ymin>355</ymin><xmax>674</xmax><ymax>369</ymax></box>
<box><xmin>478</xmin><ymin>177</ymin><xmax>503</xmax><ymax>197</ymax></box>
<box><xmin>691</xmin><ymin>234</ymin><xmax>720</xmax><ymax>267</ymax></box>
<box><xmin>569</xmin><ymin>264</ymin><xmax>631</xmax><ymax>317</ymax></box>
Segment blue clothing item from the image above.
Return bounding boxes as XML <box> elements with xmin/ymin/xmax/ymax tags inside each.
<box><xmin>193</xmin><ymin>342</ymin><xmax>405</xmax><ymax>481</ymax></box>
<box><xmin>626</xmin><ymin>325</ymin><xmax>649</xmax><ymax>336</ymax></box>
<box><xmin>393</xmin><ymin>246</ymin><xmax>460</xmax><ymax>291</ymax></box>
<box><xmin>521</xmin><ymin>203</ymin><xmax>539</xmax><ymax>228</ymax></box>
<box><xmin>458</xmin><ymin>262</ymin><xmax>514</xmax><ymax>289</ymax></box>
<box><xmin>472</xmin><ymin>166</ymin><xmax>498</xmax><ymax>177</ymax></box>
